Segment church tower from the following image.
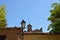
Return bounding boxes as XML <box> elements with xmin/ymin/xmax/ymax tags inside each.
<box><xmin>27</xmin><ymin>24</ymin><xmax>32</xmax><ymax>32</ymax></box>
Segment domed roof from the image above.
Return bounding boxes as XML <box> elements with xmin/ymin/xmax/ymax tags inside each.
<box><xmin>21</xmin><ymin>20</ymin><xmax>26</xmax><ymax>24</ymax></box>
<box><xmin>27</xmin><ymin>24</ymin><xmax>32</xmax><ymax>27</ymax></box>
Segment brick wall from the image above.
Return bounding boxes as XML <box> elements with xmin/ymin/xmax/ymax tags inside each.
<box><xmin>0</xmin><ymin>28</ymin><xmax>21</xmax><ymax>40</ymax></box>
<box><xmin>19</xmin><ymin>33</ymin><xmax>60</xmax><ymax>40</ymax></box>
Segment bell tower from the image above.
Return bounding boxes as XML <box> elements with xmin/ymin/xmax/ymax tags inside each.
<box><xmin>27</xmin><ymin>24</ymin><xmax>32</xmax><ymax>32</ymax></box>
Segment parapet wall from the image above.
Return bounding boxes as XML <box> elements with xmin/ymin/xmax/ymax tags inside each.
<box><xmin>19</xmin><ymin>33</ymin><xmax>60</xmax><ymax>40</ymax></box>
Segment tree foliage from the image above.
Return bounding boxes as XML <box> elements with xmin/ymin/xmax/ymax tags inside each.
<box><xmin>0</xmin><ymin>5</ymin><xmax>7</xmax><ymax>28</ymax></box>
<box><xmin>48</xmin><ymin>2</ymin><xmax>60</xmax><ymax>33</ymax></box>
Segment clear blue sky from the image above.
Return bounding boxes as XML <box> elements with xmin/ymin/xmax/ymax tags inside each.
<box><xmin>0</xmin><ymin>0</ymin><xmax>59</xmax><ymax>32</ymax></box>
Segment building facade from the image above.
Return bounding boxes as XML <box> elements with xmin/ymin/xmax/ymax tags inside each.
<box><xmin>0</xmin><ymin>27</ymin><xmax>21</xmax><ymax>40</ymax></box>
<box><xmin>0</xmin><ymin>20</ymin><xmax>60</xmax><ymax>40</ymax></box>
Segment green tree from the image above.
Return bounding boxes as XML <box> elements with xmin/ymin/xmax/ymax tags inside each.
<box><xmin>47</xmin><ymin>2</ymin><xmax>60</xmax><ymax>33</ymax></box>
<box><xmin>0</xmin><ymin>5</ymin><xmax>7</xmax><ymax>28</ymax></box>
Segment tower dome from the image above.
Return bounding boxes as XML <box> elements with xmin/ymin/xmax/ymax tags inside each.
<box><xmin>21</xmin><ymin>20</ymin><xmax>26</xmax><ymax>24</ymax></box>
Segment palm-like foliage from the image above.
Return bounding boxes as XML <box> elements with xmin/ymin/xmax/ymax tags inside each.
<box><xmin>0</xmin><ymin>5</ymin><xmax>7</xmax><ymax>28</ymax></box>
